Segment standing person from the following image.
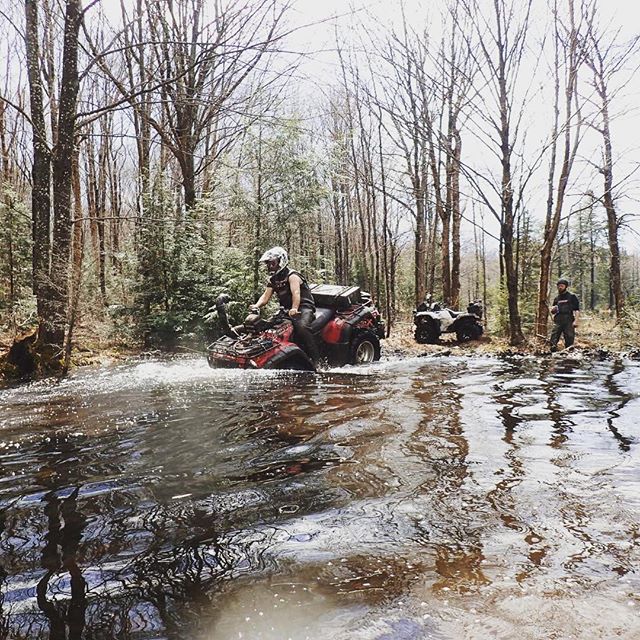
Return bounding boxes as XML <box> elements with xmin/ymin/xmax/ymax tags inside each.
<box><xmin>251</xmin><ymin>247</ymin><xmax>320</xmax><ymax>365</ymax></box>
<box><xmin>550</xmin><ymin>278</ymin><xmax>580</xmax><ymax>352</ymax></box>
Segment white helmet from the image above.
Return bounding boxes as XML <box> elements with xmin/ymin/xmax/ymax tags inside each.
<box><xmin>259</xmin><ymin>246</ymin><xmax>288</xmax><ymax>274</ymax></box>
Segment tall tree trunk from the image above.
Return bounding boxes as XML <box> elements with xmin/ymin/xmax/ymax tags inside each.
<box><xmin>600</xmin><ymin>90</ymin><xmax>624</xmax><ymax>318</ymax></box>
<box><xmin>442</xmin><ymin>118</ymin><xmax>456</xmax><ymax>306</ymax></box>
<box><xmin>472</xmin><ymin>205</ymin><xmax>480</xmax><ymax>300</ymax></box>
<box><xmin>64</xmin><ymin>147</ymin><xmax>85</xmax><ymax>375</ymax></box>
<box><xmin>97</xmin><ymin>127</ymin><xmax>108</xmax><ymax>305</ymax></box>
<box><xmin>331</xmin><ymin>173</ymin><xmax>344</xmax><ymax>282</ymax></box>
<box><xmin>502</xmin><ymin>220</ymin><xmax>523</xmax><ymax>344</ymax></box>
<box><xmin>588</xmin><ymin>193</ymin><xmax>596</xmax><ymax>310</ymax></box>
<box><xmin>497</xmin><ymin>8</ymin><xmax>524</xmax><ymax>345</ymax></box>
<box><xmin>181</xmin><ymin>153</ymin><xmax>197</xmax><ymax>212</ymax></box>
<box><xmin>253</xmin><ymin>130</ymin><xmax>263</xmax><ymax>294</ymax></box>
<box><xmin>109</xmin><ymin>151</ymin><xmax>122</xmax><ymax>272</ymax></box>
<box><xmin>450</xmin><ymin>129</ymin><xmax>462</xmax><ymax>308</ymax></box>
<box><xmin>45</xmin><ymin>0</ymin><xmax>82</xmax><ymax>355</ymax></box>
<box><xmin>535</xmin><ymin>0</ymin><xmax>581</xmax><ymax>341</ymax></box>
<box><xmin>427</xmin><ymin>195</ymin><xmax>439</xmax><ymax>297</ymax></box>
<box><xmin>25</xmin><ymin>0</ymin><xmax>52</xmax><ymax>319</ymax></box>
<box><xmin>500</xmin><ymin>122</ymin><xmax>524</xmax><ymax>344</ymax></box>
<box><xmin>585</xmin><ymin>10</ymin><xmax>634</xmax><ymax>319</ymax></box>
<box><xmin>84</xmin><ymin>137</ymin><xmax>100</xmax><ymax>278</ymax></box>
<box><xmin>414</xmin><ymin>191</ymin><xmax>427</xmax><ymax>306</ymax></box>
<box><xmin>427</xmin><ymin>125</ymin><xmax>448</xmax><ymax>303</ymax></box>
<box><xmin>377</xmin><ymin>112</ymin><xmax>393</xmax><ymax>333</ymax></box>
<box><xmin>440</xmin><ymin>211</ymin><xmax>451</xmax><ymax>304</ymax></box>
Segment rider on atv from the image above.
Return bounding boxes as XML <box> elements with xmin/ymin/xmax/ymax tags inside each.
<box><xmin>251</xmin><ymin>247</ymin><xmax>320</xmax><ymax>365</ymax></box>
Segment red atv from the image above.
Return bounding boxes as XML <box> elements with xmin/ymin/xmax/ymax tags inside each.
<box><xmin>207</xmin><ymin>284</ymin><xmax>384</xmax><ymax>371</ymax></box>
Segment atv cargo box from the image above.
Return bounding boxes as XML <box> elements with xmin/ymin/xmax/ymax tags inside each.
<box><xmin>309</xmin><ymin>284</ymin><xmax>362</xmax><ymax>310</ymax></box>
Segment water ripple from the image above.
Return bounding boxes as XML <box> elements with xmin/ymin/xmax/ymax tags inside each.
<box><xmin>0</xmin><ymin>355</ymin><xmax>639</xmax><ymax>639</ymax></box>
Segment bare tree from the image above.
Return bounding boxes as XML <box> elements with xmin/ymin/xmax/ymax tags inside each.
<box><xmin>24</xmin><ymin>0</ymin><xmax>85</xmax><ymax>367</ymax></box>
<box><xmin>335</xmin><ymin>48</ymin><xmax>373</xmax><ymax>292</ymax></box>
<box><xmin>459</xmin><ymin>0</ymin><xmax>537</xmax><ymax>345</ymax></box>
<box><xmin>25</xmin><ymin>0</ymin><xmax>51</xmax><ymax>319</ymax></box>
<box><xmin>584</xmin><ymin>11</ymin><xmax>639</xmax><ymax>319</ymax></box>
<box><xmin>438</xmin><ymin>2</ymin><xmax>475</xmax><ymax>308</ymax></box>
<box><xmin>325</xmin><ymin>96</ymin><xmax>350</xmax><ymax>284</ymax></box>
<box><xmin>371</xmin><ymin>15</ymin><xmax>432</xmax><ymax>305</ymax></box>
<box><xmin>534</xmin><ymin>0</ymin><xmax>585</xmax><ymax>342</ymax></box>
<box><xmin>89</xmin><ymin>0</ymin><xmax>292</xmax><ymax>211</ymax></box>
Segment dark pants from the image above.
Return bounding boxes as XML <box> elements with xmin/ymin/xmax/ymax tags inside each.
<box><xmin>292</xmin><ymin>307</ymin><xmax>320</xmax><ymax>363</ymax></box>
<box><xmin>550</xmin><ymin>316</ymin><xmax>575</xmax><ymax>349</ymax></box>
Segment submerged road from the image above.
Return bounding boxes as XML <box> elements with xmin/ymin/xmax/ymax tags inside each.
<box><xmin>0</xmin><ymin>353</ymin><xmax>638</xmax><ymax>639</ymax></box>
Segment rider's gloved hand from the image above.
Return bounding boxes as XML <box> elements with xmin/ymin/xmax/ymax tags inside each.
<box><xmin>249</xmin><ymin>304</ymin><xmax>260</xmax><ymax>314</ymax></box>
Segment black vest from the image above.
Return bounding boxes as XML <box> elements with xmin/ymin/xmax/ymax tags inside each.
<box><xmin>269</xmin><ymin>267</ymin><xmax>315</xmax><ymax>310</ymax></box>
<box><xmin>553</xmin><ymin>291</ymin><xmax>580</xmax><ymax>318</ymax></box>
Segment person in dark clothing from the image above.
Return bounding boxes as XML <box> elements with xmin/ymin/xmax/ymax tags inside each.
<box><xmin>251</xmin><ymin>246</ymin><xmax>320</xmax><ymax>364</ymax></box>
<box><xmin>550</xmin><ymin>278</ymin><xmax>580</xmax><ymax>352</ymax></box>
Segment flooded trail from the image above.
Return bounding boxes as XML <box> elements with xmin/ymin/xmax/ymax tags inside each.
<box><xmin>0</xmin><ymin>354</ymin><xmax>638</xmax><ymax>639</ymax></box>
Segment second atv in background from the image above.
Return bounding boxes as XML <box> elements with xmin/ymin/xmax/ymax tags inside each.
<box><xmin>413</xmin><ymin>297</ymin><xmax>484</xmax><ymax>344</ymax></box>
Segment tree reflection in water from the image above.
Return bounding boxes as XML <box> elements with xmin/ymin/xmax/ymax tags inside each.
<box><xmin>408</xmin><ymin>372</ymin><xmax>490</xmax><ymax>594</ymax></box>
<box><xmin>603</xmin><ymin>358</ymin><xmax>635</xmax><ymax>451</ymax></box>
<box><xmin>3</xmin><ymin>484</ymin><xmax>293</xmax><ymax>638</ymax></box>
<box><xmin>36</xmin><ymin>488</ymin><xmax>87</xmax><ymax>640</ymax></box>
<box><xmin>0</xmin><ymin>503</ymin><xmax>8</xmax><ymax>640</ymax></box>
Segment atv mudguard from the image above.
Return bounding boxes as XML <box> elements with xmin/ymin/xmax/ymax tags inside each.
<box><xmin>449</xmin><ymin>313</ymin><xmax>482</xmax><ymax>332</ymax></box>
<box><xmin>261</xmin><ymin>345</ymin><xmax>315</xmax><ymax>370</ymax></box>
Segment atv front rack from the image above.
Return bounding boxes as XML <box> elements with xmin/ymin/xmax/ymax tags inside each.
<box><xmin>208</xmin><ymin>335</ymin><xmax>275</xmax><ymax>358</ymax></box>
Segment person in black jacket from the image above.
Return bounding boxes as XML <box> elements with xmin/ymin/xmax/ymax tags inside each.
<box><xmin>251</xmin><ymin>246</ymin><xmax>320</xmax><ymax>364</ymax></box>
<box><xmin>550</xmin><ymin>278</ymin><xmax>580</xmax><ymax>352</ymax></box>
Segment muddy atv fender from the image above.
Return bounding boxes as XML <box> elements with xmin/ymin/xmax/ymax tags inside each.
<box><xmin>455</xmin><ymin>320</ymin><xmax>483</xmax><ymax>342</ymax></box>
<box><xmin>263</xmin><ymin>345</ymin><xmax>315</xmax><ymax>371</ymax></box>
<box><xmin>414</xmin><ymin>317</ymin><xmax>440</xmax><ymax>344</ymax></box>
<box><xmin>349</xmin><ymin>331</ymin><xmax>381</xmax><ymax>365</ymax></box>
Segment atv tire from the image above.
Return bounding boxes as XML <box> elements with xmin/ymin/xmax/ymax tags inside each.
<box><xmin>414</xmin><ymin>320</ymin><xmax>440</xmax><ymax>344</ymax></box>
<box><xmin>279</xmin><ymin>357</ymin><xmax>315</xmax><ymax>371</ymax></box>
<box><xmin>264</xmin><ymin>351</ymin><xmax>315</xmax><ymax>371</ymax></box>
<box><xmin>456</xmin><ymin>323</ymin><xmax>483</xmax><ymax>342</ymax></box>
<box><xmin>349</xmin><ymin>331</ymin><xmax>381</xmax><ymax>365</ymax></box>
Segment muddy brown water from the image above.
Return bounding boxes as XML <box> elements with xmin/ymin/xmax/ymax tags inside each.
<box><xmin>0</xmin><ymin>354</ymin><xmax>638</xmax><ymax>639</ymax></box>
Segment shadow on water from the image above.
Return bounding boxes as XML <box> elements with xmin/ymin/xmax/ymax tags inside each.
<box><xmin>0</xmin><ymin>355</ymin><xmax>639</xmax><ymax>639</ymax></box>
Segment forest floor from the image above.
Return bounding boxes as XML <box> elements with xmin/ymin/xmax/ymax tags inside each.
<box><xmin>383</xmin><ymin>310</ymin><xmax>640</xmax><ymax>360</ymax></box>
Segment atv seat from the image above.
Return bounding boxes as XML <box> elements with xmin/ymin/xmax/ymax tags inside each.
<box><xmin>310</xmin><ymin>307</ymin><xmax>335</xmax><ymax>332</ymax></box>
